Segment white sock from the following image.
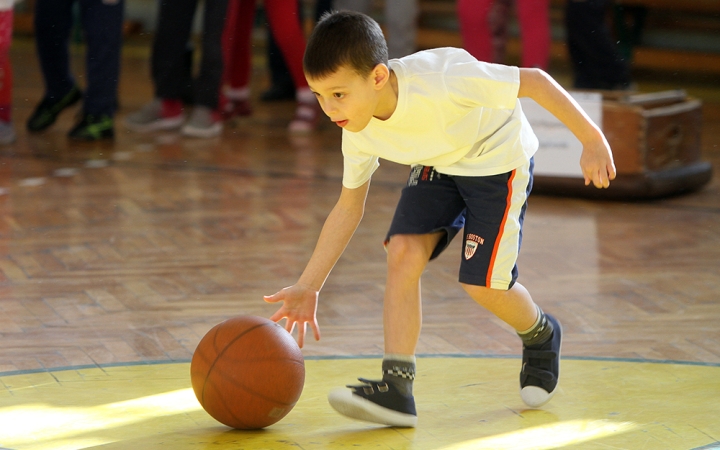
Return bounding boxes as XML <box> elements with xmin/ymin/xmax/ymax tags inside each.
<box><xmin>225</xmin><ymin>86</ymin><xmax>250</xmax><ymax>101</ymax></box>
<box><xmin>296</xmin><ymin>87</ymin><xmax>316</xmax><ymax>104</ymax></box>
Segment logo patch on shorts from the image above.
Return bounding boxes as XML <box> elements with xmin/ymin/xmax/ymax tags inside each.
<box><xmin>464</xmin><ymin>234</ymin><xmax>485</xmax><ymax>260</ymax></box>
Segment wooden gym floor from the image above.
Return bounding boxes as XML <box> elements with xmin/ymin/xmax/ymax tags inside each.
<box><xmin>1</xmin><ymin>36</ymin><xmax>719</xmax><ymax>449</ymax></box>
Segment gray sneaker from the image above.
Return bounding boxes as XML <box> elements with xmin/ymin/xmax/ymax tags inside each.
<box><xmin>181</xmin><ymin>106</ymin><xmax>222</xmax><ymax>138</ymax></box>
<box><xmin>124</xmin><ymin>99</ymin><xmax>184</xmax><ymax>133</ymax></box>
<box><xmin>0</xmin><ymin>121</ymin><xmax>16</xmax><ymax>144</ymax></box>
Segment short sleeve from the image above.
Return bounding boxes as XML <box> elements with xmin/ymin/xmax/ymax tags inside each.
<box><xmin>341</xmin><ymin>139</ymin><xmax>380</xmax><ymax>189</ymax></box>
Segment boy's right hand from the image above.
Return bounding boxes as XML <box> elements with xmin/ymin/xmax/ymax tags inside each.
<box><xmin>264</xmin><ymin>284</ymin><xmax>321</xmax><ymax>348</ymax></box>
<box><xmin>580</xmin><ymin>134</ymin><xmax>617</xmax><ymax>189</ymax></box>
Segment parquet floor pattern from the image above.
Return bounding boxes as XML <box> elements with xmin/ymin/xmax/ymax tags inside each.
<box><xmin>1</xmin><ymin>37</ymin><xmax>719</xmax><ymax>377</ymax></box>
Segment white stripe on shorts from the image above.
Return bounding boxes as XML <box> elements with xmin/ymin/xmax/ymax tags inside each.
<box><xmin>486</xmin><ymin>160</ymin><xmax>532</xmax><ymax>290</ymax></box>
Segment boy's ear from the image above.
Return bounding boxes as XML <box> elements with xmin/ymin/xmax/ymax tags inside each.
<box><xmin>371</xmin><ymin>63</ymin><xmax>391</xmax><ymax>90</ymax></box>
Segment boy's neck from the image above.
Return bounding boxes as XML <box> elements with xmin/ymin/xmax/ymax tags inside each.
<box><xmin>373</xmin><ymin>70</ymin><xmax>398</xmax><ymax>121</ymax></box>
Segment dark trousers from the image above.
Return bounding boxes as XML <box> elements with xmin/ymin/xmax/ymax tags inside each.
<box><xmin>565</xmin><ymin>0</ymin><xmax>631</xmax><ymax>89</ymax></box>
<box><xmin>152</xmin><ymin>0</ymin><xmax>228</xmax><ymax>109</ymax></box>
<box><xmin>34</xmin><ymin>0</ymin><xmax>124</xmax><ymax>116</ymax></box>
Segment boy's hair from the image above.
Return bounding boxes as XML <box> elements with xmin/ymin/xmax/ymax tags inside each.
<box><xmin>304</xmin><ymin>10</ymin><xmax>389</xmax><ymax>80</ymax></box>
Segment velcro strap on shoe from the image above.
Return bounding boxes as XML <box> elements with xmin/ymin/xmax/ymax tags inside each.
<box><xmin>348</xmin><ymin>378</ymin><xmax>389</xmax><ymax>394</ymax></box>
<box><xmin>524</xmin><ymin>349</ymin><xmax>558</xmax><ymax>360</ymax></box>
<box><xmin>522</xmin><ymin>363</ymin><xmax>556</xmax><ymax>382</ymax></box>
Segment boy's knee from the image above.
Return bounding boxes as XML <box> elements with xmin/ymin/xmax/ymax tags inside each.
<box><xmin>460</xmin><ymin>283</ymin><xmax>505</xmax><ymax>303</ymax></box>
<box><xmin>386</xmin><ymin>234</ymin><xmax>436</xmax><ymax>269</ymax></box>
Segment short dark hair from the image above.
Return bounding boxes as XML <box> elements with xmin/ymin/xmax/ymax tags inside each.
<box><xmin>304</xmin><ymin>10</ymin><xmax>389</xmax><ymax>80</ymax></box>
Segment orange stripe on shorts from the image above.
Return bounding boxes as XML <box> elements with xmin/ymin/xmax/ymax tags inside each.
<box><xmin>486</xmin><ymin>169</ymin><xmax>516</xmax><ymax>288</ymax></box>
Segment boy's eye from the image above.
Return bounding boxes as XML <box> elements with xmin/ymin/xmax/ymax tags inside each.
<box><xmin>333</xmin><ymin>93</ymin><xmax>345</xmax><ymax>99</ymax></box>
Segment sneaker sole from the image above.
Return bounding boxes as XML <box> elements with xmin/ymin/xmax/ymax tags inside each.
<box><xmin>124</xmin><ymin>115</ymin><xmax>185</xmax><ymax>133</ymax></box>
<box><xmin>181</xmin><ymin>123</ymin><xmax>223</xmax><ymax>139</ymax></box>
<box><xmin>328</xmin><ymin>388</ymin><xmax>417</xmax><ymax>428</ymax></box>
<box><xmin>520</xmin><ymin>316</ymin><xmax>563</xmax><ymax>408</ymax></box>
<box><xmin>27</xmin><ymin>88</ymin><xmax>83</xmax><ymax>132</ymax></box>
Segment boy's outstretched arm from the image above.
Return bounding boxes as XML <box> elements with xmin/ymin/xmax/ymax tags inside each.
<box><xmin>264</xmin><ymin>180</ymin><xmax>370</xmax><ymax>347</ymax></box>
<box><xmin>518</xmin><ymin>68</ymin><xmax>617</xmax><ymax>188</ymax></box>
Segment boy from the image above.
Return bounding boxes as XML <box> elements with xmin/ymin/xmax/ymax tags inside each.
<box><xmin>264</xmin><ymin>11</ymin><xmax>615</xmax><ymax>427</ymax></box>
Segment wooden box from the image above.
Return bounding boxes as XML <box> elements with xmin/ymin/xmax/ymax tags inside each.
<box><xmin>533</xmin><ymin>90</ymin><xmax>712</xmax><ymax>199</ymax></box>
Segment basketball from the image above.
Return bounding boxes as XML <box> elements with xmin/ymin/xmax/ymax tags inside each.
<box><xmin>190</xmin><ymin>315</ymin><xmax>305</xmax><ymax>429</ymax></box>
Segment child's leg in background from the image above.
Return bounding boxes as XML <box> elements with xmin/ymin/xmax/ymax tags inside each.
<box><xmin>517</xmin><ymin>0</ymin><xmax>550</xmax><ymax>69</ymax></box>
<box><xmin>151</xmin><ymin>0</ymin><xmax>198</xmax><ymax>104</ymax></box>
<box><xmin>78</xmin><ymin>0</ymin><xmax>124</xmax><ymax>117</ymax></box>
<box><xmin>0</xmin><ymin>7</ymin><xmax>14</xmax><ymax>143</ymax></box>
<box><xmin>33</xmin><ymin>0</ymin><xmax>76</xmax><ymax>100</ymax></box>
<box><xmin>457</xmin><ymin>0</ymin><xmax>495</xmax><ymax>63</ymax></box>
<box><xmin>264</xmin><ymin>0</ymin><xmax>307</xmax><ymax>91</ymax></box>
<box><xmin>221</xmin><ymin>0</ymin><xmax>255</xmax><ymax>116</ymax></box>
<box><xmin>194</xmin><ymin>0</ymin><xmax>229</xmax><ymax>110</ymax></box>
<box><xmin>0</xmin><ymin>8</ymin><xmax>12</xmax><ymax>122</ymax></box>
<box><xmin>265</xmin><ymin>0</ymin><xmax>320</xmax><ymax>132</ymax></box>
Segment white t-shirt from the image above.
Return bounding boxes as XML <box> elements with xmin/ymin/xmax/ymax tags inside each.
<box><xmin>341</xmin><ymin>47</ymin><xmax>539</xmax><ymax>189</ymax></box>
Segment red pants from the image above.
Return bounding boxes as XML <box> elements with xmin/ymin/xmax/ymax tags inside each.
<box><xmin>457</xmin><ymin>0</ymin><xmax>550</xmax><ymax>69</ymax></box>
<box><xmin>0</xmin><ymin>9</ymin><xmax>12</xmax><ymax>121</ymax></box>
<box><xmin>222</xmin><ymin>0</ymin><xmax>308</xmax><ymax>90</ymax></box>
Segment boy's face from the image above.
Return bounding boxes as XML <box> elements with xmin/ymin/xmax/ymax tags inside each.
<box><xmin>307</xmin><ymin>65</ymin><xmax>388</xmax><ymax>133</ymax></box>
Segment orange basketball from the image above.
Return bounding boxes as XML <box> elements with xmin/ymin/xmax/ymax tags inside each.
<box><xmin>190</xmin><ymin>315</ymin><xmax>305</xmax><ymax>429</ymax></box>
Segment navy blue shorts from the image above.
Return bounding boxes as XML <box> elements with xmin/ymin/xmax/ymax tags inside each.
<box><xmin>385</xmin><ymin>159</ymin><xmax>534</xmax><ymax>289</ymax></box>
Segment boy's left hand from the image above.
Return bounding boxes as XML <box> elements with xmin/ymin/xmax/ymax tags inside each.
<box><xmin>580</xmin><ymin>136</ymin><xmax>617</xmax><ymax>189</ymax></box>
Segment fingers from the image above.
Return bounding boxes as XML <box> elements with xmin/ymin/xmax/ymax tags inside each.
<box><xmin>264</xmin><ymin>285</ymin><xmax>321</xmax><ymax>348</ymax></box>
<box><xmin>297</xmin><ymin>322</ymin><xmax>307</xmax><ymax>349</ymax></box>
<box><xmin>269</xmin><ymin>309</ymin><xmax>285</xmax><ymax>323</ymax></box>
<box><xmin>608</xmin><ymin>162</ymin><xmax>617</xmax><ymax>180</ymax></box>
<box><xmin>271</xmin><ymin>319</ymin><xmax>317</xmax><ymax>349</ymax></box>
<box><xmin>263</xmin><ymin>292</ymin><xmax>283</xmax><ymax>303</ymax></box>
<box><xmin>311</xmin><ymin>318</ymin><xmax>321</xmax><ymax>342</ymax></box>
<box><xmin>584</xmin><ymin>168</ymin><xmax>612</xmax><ymax>189</ymax></box>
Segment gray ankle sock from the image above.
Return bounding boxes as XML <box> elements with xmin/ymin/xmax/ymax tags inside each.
<box><xmin>382</xmin><ymin>355</ymin><xmax>416</xmax><ymax>396</ymax></box>
<box><xmin>518</xmin><ymin>306</ymin><xmax>554</xmax><ymax>348</ymax></box>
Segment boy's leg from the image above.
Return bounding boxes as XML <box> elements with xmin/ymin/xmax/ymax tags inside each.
<box><xmin>456</xmin><ymin>160</ymin><xmax>561</xmax><ymax>408</ymax></box>
<box><xmin>383</xmin><ymin>233</ymin><xmax>444</xmax><ymax>356</ymax></box>
<box><xmin>328</xmin><ymin>232</ymin><xmax>442</xmax><ymax>428</ymax></box>
<box><xmin>461</xmin><ymin>282</ymin><xmax>537</xmax><ymax>331</ymax></box>
<box><xmin>328</xmin><ymin>167</ymin><xmax>466</xmax><ymax>428</ymax></box>
<box><xmin>466</xmin><ymin>281</ymin><xmax>561</xmax><ymax>407</ymax></box>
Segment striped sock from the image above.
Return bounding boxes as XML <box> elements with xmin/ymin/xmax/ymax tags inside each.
<box><xmin>518</xmin><ymin>305</ymin><xmax>554</xmax><ymax>348</ymax></box>
<box><xmin>382</xmin><ymin>354</ymin><xmax>416</xmax><ymax>396</ymax></box>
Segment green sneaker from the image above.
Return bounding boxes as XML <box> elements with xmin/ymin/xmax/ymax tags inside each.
<box><xmin>68</xmin><ymin>114</ymin><xmax>115</xmax><ymax>141</ymax></box>
<box><xmin>27</xmin><ymin>86</ymin><xmax>83</xmax><ymax>132</ymax></box>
